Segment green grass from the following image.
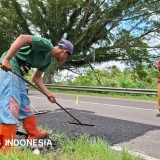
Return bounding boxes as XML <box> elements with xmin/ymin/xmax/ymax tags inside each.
<box><xmin>51</xmin><ymin>134</ymin><xmax>142</xmax><ymax>160</ymax></box>
<box><xmin>30</xmin><ymin>85</ymin><xmax>157</xmax><ymax>101</ymax></box>
<box><xmin>46</xmin><ymin>88</ymin><xmax>157</xmax><ymax>101</ymax></box>
<box><xmin>0</xmin><ymin>133</ymin><xmax>142</xmax><ymax>160</ymax></box>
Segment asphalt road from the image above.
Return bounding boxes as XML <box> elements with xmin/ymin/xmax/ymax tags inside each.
<box><xmin>28</xmin><ymin>91</ymin><xmax>160</xmax><ymax>159</ymax></box>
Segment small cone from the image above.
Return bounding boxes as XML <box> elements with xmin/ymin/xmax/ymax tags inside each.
<box><xmin>76</xmin><ymin>95</ymin><xmax>79</xmax><ymax>105</ymax></box>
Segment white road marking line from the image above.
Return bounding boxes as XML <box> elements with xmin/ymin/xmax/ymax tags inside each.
<box><xmin>111</xmin><ymin>146</ymin><xmax>159</xmax><ymax>160</ymax></box>
<box><xmin>29</xmin><ymin>95</ymin><xmax>157</xmax><ymax>112</ymax></box>
<box><xmin>80</xmin><ymin>101</ymin><xmax>157</xmax><ymax>112</ymax></box>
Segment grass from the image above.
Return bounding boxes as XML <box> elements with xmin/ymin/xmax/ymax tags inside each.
<box><xmin>30</xmin><ymin>84</ymin><xmax>157</xmax><ymax>101</ymax></box>
<box><xmin>46</xmin><ymin>88</ymin><xmax>157</xmax><ymax>101</ymax></box>
<box><xmin>0</xmin><ymin>133</ymin><xmax>143</xmax><ymax>160</ymax></box>
<box><xmin>51</xmin><ymin>134</ymin><xmax>142</xmax><ymax>160</ymax></box>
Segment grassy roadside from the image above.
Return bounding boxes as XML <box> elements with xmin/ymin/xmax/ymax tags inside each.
<box><xmin>0</xmin><ymin>133</ymin><xmax>142</xmax><ymax>160</ymax></box>
<box><xmin>45</xmin><ymin>88</ymin><xmax>157</xmax><ymax>101</ymax></box>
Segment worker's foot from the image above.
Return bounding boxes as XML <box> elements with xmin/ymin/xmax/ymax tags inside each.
<box><xmin>28</xmin><ymin>130</ymin><xmax>47</xmax><ymax>140</ymax></box>
<box><xmin>22</xmin><ymin>115</ymin><xmax>47</xmax><ymax>140</ymax></box>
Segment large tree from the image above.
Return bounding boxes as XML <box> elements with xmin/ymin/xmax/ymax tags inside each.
<box><xmin>0</xmin><ymin>0</ymin><xmax>159</xmax><ymax>83</ymax></box>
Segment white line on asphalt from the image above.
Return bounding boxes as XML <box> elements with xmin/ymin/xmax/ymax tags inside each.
<box><xmin>111</xmin><ymin>146</ymin><xmax>159</xmax><ymax>160</ymax></box>
<box><xmin>29</xmin><ymin>95</ymin><xmax>157</xmax><ymax>112</ymax></box>
<box><xmin>80</xmin><ymin>100</ymin><xmax>157</xmax><ymax>112</ymax></box>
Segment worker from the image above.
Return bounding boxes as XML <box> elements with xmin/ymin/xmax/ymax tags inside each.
<box><xmin>0</xmin><ymin>34</ymin><xmax>73</xmax><ymax>152</ymax></box>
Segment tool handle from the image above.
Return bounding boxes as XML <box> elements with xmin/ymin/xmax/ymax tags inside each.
<box><xmin>12</xmin><ymin>71</ymin><xmax>50</xmax><ymax>98</ymax></box>
<box><xmin>55</xmin><ymin>102</ymin><xmax>82</xmax><ymax>124</ymax></box>
<box><xmin>6</xmin><ymin>69</ymin><xmax>82</xmax><ymax>124</ymax></box>
<box><xmin>0</xmin><ymin>65</ymin><xmax>93</xmax><ymax>127</ymax></box>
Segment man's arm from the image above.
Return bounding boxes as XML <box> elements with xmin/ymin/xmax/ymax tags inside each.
<box><xmin>1</xmin><ymin>34</ymin><xmax>32</xmax><ymax>71</ymax></box>
<box><xmin>32</xmin><ymin>69</ymin><xmax>56</xmax><ymax>103</ymax></box>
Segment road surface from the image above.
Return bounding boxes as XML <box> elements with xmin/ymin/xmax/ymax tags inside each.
<box><xmin>28</xmin><ymin>91</ymin><xmax>160</xmax><ymax>159</ymax></box>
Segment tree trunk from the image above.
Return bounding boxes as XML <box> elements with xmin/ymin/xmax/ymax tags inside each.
<box><xmin>43</xmin><ymin>72</ymin><xmax>53</xmax><ymax>84</ymax></box>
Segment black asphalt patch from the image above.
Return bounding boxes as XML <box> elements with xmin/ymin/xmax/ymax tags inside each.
<box><xmin>36</xmin><ymin>108</ymin><xmax>160</xmax><ymax>145</ymax></box>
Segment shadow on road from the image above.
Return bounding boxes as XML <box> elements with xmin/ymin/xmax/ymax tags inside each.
<box><xmin>36</xmin><ymin>108</ymin><xmax>160</xmax><ymax>145</ymax></box>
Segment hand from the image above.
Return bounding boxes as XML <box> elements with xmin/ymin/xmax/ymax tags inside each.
<box><xmin>1</xmin><ymin>57</ymin><xmax>12</xmax><ymax>71</ymax></box>
<box><xmin>47</xmin><ymin>93</ymin><xmax>56</xmax><ymax>103</ymax></box>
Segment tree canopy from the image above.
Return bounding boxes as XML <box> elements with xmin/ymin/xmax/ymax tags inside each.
<box><xmin>0</xmin><ymin>0</ymin><xmax>160</xmax><ymax>82</ymax></box>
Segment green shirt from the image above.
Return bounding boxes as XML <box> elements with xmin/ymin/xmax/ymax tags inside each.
<box><xmin>0</xmin><ymin>36</ymin><xmax>53</xmax><ymax>75</ymax></box>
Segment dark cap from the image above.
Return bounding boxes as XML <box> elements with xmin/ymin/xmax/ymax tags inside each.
<box><xmin>58</xmin><ymin>38</ymin><xmax>73</xmax><ymax>55</ymax></box>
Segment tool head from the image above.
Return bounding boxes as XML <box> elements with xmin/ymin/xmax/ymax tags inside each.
<box><xmin>68</xmin><ymin>121</ymin><xmax>94</xmax><ymax>127</ymax></box>
<box><xmin>35</xmin><ymin>110</ymin><xmax>51</xmax><ymax>115</ymax></box>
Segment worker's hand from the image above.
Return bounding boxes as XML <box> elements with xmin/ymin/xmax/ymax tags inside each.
<box><xmin>1</xmin><ymin>57</ymin><xmax>12</xmax><ymax>71</ymax></box>
<box><xmin>47</xmin><ymin>93</ymin><xmax>56</xmax><ymax>103</ymax></box>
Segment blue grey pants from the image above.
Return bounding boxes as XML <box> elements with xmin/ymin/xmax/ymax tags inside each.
<box><xmin>0</xmin><ymin>69</ymin><xmax>34</xmax><ymax>124</ymax></box>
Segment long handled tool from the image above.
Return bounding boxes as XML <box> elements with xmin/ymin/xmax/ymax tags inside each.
<box><xmin>10</xmin><ymin>70</ymin><xmax>94</xmax><ymax>127</ymax></box>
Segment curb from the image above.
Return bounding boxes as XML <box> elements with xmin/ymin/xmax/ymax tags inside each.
<box><xmin>111</xmin><ymin>146</ymin><xmax>159</xmax><ymax>160</ymax></box>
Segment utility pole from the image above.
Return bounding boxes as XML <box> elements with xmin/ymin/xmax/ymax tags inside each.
<box><xmin>89</xmin><ymin>48</ymin><xmax>101</xmax><ymax>85</ymax></box>
<box><xmin>93</xmin><ymin>48</ymin><xmax>95</xmax><ymax>68</ymax></box>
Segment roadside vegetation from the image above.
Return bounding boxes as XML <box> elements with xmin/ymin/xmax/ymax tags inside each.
<box><xmin>35</xmin><ymin>66</ymin><xmax>158</xmax><ymax>101</ymax></box>
<box><xmin>48</xmin><ymin>89</ymin><xmax>157</xmax><ymax>101</ymax></box>
<box><xmin>0</xmin><ymin>133</ymin><xmax>142</xmax><ymax>160</ymax></box>
<box><xmin>54</xmin><ymin>66</ymin><xmax>158</xmax><ymax>89</ymax></box>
